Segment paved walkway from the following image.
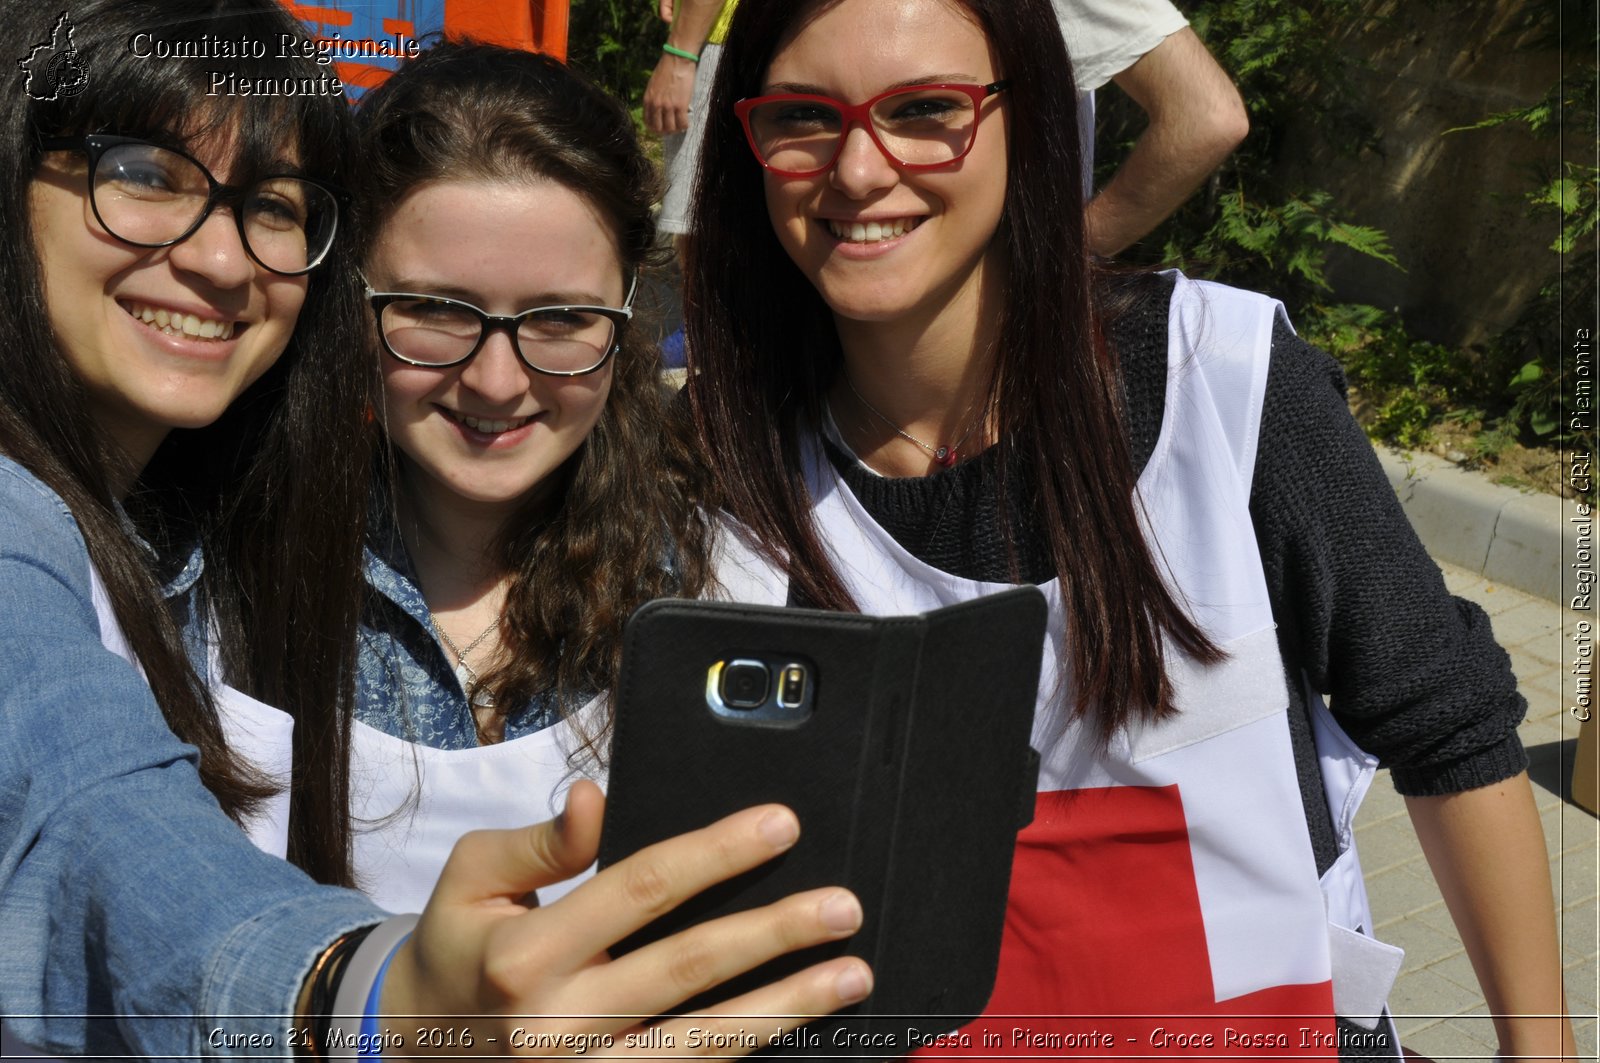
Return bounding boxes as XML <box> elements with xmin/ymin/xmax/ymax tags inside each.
<box><xmin>1354</xmin><ymin>561</ymin><xmax>1598</xmax><ymax>1060</ymax></box>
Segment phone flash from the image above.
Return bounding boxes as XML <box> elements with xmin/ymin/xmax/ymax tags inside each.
<box><xmin>778</xmin><ymin>664</ymin><xmax>807</xmax><ymax>708</ymax></box>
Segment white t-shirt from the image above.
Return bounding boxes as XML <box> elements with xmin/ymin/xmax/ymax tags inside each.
<box><xmin>1054</xmin><ymin>0</ymin><xmax>1189</xmax><ymax>92</ymax></box>
<box><xmin>1053</xmin><ymin>0</ymin><xmax>1189</xmax><ymax>193</ymax></box>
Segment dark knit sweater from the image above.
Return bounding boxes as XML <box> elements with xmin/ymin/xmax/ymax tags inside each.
<box><xmin>815</xmin><ymin>277</ymin><xmax>1529</xmax><ymax>876</ymax></box>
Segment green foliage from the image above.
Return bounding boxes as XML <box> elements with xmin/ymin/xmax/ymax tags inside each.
<box><xmin>1305</xmin><ymin>303</ymin><xmax>1481</xmax><ymax>447</ymax></box>
<box><xmin>1163</xmin><ymin>188</ymin><xmax>1399</xmax><ymax>296</ymax></box>
<box><xmin>1450</xmin><ymin>9</ymin><xmax>1598</xmax><ymax>449</ymax></box>
<box><xmin>1109</xmin><ymin>0</ymin><xmax>1394</xmax><ymax>328</ymax></box>
<box><xmin>1113</xmin><ymin>0</ymin><xmax>1594</xmax><ymax>468</ymax></box>
<box><xmin>566</xmin><ymin>0</ymin><xmax>663</xmax><ymax>129</ymax></box>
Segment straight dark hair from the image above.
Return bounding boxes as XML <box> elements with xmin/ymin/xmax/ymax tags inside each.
<box><xmin>356</xmin><ymin>42</ymin><xmax>712</xmax><ymax>754</ymax></box>
<box><xmin>2</xmin><ymin>0</ymin><xmax>374</xmax><ymax>884</ymax></box>
<box><xmin>684</xmin><ymin>0</ymin><xmax>1221</xmax><ymax>740</ymax></box>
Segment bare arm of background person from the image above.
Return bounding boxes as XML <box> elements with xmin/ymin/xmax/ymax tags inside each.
<box><xmin>644</xmin><ymin>0</ymin><xmax>726</xmax><ymax>136</ymax></box>
<box><xmin>1085</xmin><ymin>26</ymin><xmax>1248</xmax><ymax>257</ymax></box>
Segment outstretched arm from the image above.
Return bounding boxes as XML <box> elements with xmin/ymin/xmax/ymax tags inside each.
<box><xmin>1084</xmin><ymin>27</ymin><xmax>1248</xmax><ymax>257</ymax></box>
<box><xmin>1407</xmin><ymin>777</ymin><xmax>1576</xmax><ymax>1060</ymax></box>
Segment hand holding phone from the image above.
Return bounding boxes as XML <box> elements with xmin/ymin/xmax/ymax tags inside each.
<box><xmin>379</xmin><ymin>780</ymin><xmax>875</xmax><ymax>1057</ymax></box>
<box><xmin>600</xmin><ymin>589</ymin><xmax>1047</xmax><ymax>1058</ymax></box>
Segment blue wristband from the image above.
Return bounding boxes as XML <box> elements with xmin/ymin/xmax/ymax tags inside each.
<box><xmin>358</xmin><ymin>932</ymin><xmax>411</xmax><ymax>1062</ymax></box>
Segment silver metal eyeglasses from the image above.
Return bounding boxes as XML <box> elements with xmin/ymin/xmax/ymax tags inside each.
<box><xmin>38</xmin><ymin>133</ymin><xmax>342</xmax><ymax>276</ymax></box>
<box><xmin>366</xmin><ymin>276</ymin><xmax>636</xmax><ymax>377</ymax></box>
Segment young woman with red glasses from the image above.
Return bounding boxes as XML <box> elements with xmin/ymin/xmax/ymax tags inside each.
<box><xmin>684</xmin><ymin>0</ymin><xmax>1576</xmax><ymax>1057</ymax></box>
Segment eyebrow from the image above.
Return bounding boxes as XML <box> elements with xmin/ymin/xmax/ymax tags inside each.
<box><xmin>762</xmin><ymin>73</ymin><xmax>982</xmax><ymax>96</ymax></box>
<box><xmin>379</xmin><ymin>281</ymin><xmax>616</xmax><ymax>307</ymax></box>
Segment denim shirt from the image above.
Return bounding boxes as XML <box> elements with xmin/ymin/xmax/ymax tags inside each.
<box><xmin>356</xmin><ymin>521</ymin><xmax>577</xmax><ymax>748</ymax></box>
<box><xmin>0</xmin><ymin>456</ymin><xmax>384</xmax><ymax>1057</ymax></box>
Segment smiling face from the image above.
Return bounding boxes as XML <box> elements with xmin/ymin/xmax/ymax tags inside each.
<box><xmin>369</xmin><ymin>178</ymin><xmax>622</xmax><ymax>516</ymax></box>
<box><xmin>28</xmin><ymin>135</ymin><xmax>309</xmax><ymax>470</ymax></box>
<box><xmin>759</xmin><ymin>0</ymin><xmax>1009</xmax><ymax>331</ymax></box>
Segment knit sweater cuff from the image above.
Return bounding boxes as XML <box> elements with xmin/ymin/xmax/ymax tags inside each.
<box><xmin>1388</xmin><ymin>732</ymin><xmax>1530</xmax><ymax>797</ymax></box>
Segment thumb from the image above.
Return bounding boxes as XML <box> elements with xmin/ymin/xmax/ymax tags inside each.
<box><xmin>431</xmin><ymin>780</ymin><xmax>606</xmax><ymax>905</ymax></box>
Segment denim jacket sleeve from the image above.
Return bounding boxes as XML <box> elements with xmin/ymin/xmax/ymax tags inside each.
<box><xmin>0</xmin><ymin>458</ymin><xmax>385</xmax><ymax>1057</ymax></box>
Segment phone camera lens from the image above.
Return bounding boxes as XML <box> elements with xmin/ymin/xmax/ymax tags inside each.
<box><xmin>720</xmin><ymin>660</ymin><xmax>770</xmax><ymax>709</ymax></box>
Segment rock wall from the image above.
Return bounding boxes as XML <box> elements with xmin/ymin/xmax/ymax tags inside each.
<box><xmin>1276</xmin><ymin>0</ymin><xmax>1573</xmax><ymax>348</ymax></box>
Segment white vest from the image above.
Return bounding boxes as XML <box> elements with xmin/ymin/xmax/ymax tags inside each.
<box><xmin>712</xmin><ymin>275</ymin><xmax>1402</xmax><ymax>1048</ymax></box>
<box><xmin>85</xmin><ymin>566</ymin><xmax>296</xmax><ymax>856</ymax></box>
<box><xmin>347</xmin><ymin>706</ymin><xmax>603</xmax><ymax>914</ymax></box>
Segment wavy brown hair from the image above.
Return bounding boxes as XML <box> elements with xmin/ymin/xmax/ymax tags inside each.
<box><xmin>2</xmin><ymin>0</ymin><xmax>374</xmax><ymax>883</ymax></box>
<box><xmin>356</xmin><ymin>42</ymin><xmax>712</xmax><ymax>751</ymax></box>
<box><xmin>684</xmin><ymin>0</ymin><xmax>1222</xmax><ymax>742</ymax></box>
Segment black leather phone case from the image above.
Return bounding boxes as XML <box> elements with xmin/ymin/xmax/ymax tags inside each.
<box><xmin>598</xmin><ymin>588</ymin><xmax>1046</xmax><ymax>1058</ymax></box>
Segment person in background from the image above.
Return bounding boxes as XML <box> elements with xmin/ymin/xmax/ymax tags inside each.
<box><xmin>644</xmin><ymin>0</ymin><xmax>737</xmax><ymax>245</ymax></box>
<box><xmin>1056</xmin><ymin>0</ymin><xmax>1251</xmax><ymax>256</ymax></box>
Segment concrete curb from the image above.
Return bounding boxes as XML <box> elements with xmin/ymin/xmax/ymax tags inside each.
<box><xmin>1375</xmin><ymin>444</ymin><xmax>1581</xmax><ymax>605</ymax></box>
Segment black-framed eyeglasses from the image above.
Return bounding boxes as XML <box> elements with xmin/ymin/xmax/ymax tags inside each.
<box><xmin>38</xmin><ymin>134</ymin><xmax>343</xmax><ymax>276</ymax></box>
<box><xmin>734</xmin><ymin>81</ymin><xmax>1010</xmax><ymax>177</ymax></box>
<box><xmin>365</xmin><ymin>276</ymin><xmax>637</xmax><ymax>377</ymax></box>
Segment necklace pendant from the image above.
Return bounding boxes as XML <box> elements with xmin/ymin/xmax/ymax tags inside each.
<box><xmin>935</xmin><ymin>446</ymin><xmax>956</xmax><ymax>467</ymax></box>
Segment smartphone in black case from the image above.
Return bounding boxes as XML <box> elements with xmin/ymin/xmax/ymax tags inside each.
<box><xmin>598</xmin><ymin>588</ymin><xmax>1047</xmax><ymax>1059</ymax></box>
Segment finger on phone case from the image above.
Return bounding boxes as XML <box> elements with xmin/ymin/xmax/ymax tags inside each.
<box><xmin>583</xmin><ymin>886</ymin><xmax>863</xmax><ymax>1013</ymax></box>
<box><xmin>541</xmin><ymin>803</ymin><xmax>803</xmax><ymax>955</ymax></box>
<box><xmin>650</xmin><ymin>957</ymin><xmax>875</xmax><ymax>1059</ymax></box>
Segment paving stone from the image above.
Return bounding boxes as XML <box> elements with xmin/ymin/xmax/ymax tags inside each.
<box><xmin>1561</xmin><ymin>845</ymin><xmax>1600</xmax><ymax>902</ymax></box>
<box><xmin>1394</xmin><ymin>1008</ymin><xmax>1495</xmax><ymax>1060</ymax></box>
<box><xmin>1545</xmin><ymin>802</ymin><xmax>1600</xmax><ymax>857</ymax></box>
<box><xmin>1542</xmin><ymin>802</ymin><xmax>1590</xmax><ymax>856</ymax></box>
<box><xmin>1575</xmin><ymin>1018</ymin><xmax>1596</xmax><ymax>1062</ymax></box>
<box><xmin>1356</xmin><ymin>814</ymin><xmax>1430</xmax><ymax>875</ymax></box>
<box><xmin>1566</xmin><ymin>954</ymin><xmax>1599</xmax><ymax>1014</ymax></box>
<box><xmin>1395</xmin><ymin>1011</ymin><xmax>1459</xmax><ymax>1043</ymax></box>
<box><xmin>1385</xmin><ymin>916</ymin><xmax>1470</xmax><ymax>972</ymax></box>
<box><xmin>1425</xmin><ymin>950</ymin><xmax>1486</xmax><ymax>997</ymax></box>
<box><xmin>1412</xmin><ymin>901</ymin><xmax>1464</xmax><ymax>941</ymax></box>
<box><xmin>1439</xmin><ymin>566</ymin><xmax>1491</xmax><ymax>599</ymax></box>
<box><xmin>1519</xmin><ymin>671</ymin><xmax>1569</xmax><ymax>722</ymax></box>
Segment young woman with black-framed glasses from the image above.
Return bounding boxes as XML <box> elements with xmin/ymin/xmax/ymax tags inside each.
<box><xmin>0</xmin><ymin>4</ymin><xmax>869</xmax><ymax>1056</ymax></box>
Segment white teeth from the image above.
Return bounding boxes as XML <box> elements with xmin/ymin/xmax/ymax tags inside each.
<box><xmin>828</xmin><ymin>217</ymin><xmax>918</xmax><ymax>243</ymax></box>
<box><xmin>455</xmin><ymin>412</ymin><xmax>533</xmax><ymax>434</ymax></box>
<box><xmin>123</xmin><ymin>301</ymin><xmax>235</xmax><ymax>340</ymax></box>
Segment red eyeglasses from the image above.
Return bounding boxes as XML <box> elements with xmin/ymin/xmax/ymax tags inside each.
<box><xmin>735</xmin><ymin>81</ymin><xmax>1010</xmax><ymax>178</ymax></box>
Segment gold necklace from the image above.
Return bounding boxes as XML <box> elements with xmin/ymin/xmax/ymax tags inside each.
<box><xmin>842</xmin><ymin>373</ymin><xmax>991</xmax><ymax>467</ymax></box>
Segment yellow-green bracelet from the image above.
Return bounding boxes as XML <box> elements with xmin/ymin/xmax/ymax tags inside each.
<box><xmin>662</xmin><ymin>43</ymin><xmax>700</xmax><ymax>62</ymax></box>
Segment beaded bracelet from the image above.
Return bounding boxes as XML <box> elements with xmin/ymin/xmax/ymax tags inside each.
<box><xmin>661</xmin><ymin>43</ymin><xmax>700</xmax><ymax>62</ymax></box>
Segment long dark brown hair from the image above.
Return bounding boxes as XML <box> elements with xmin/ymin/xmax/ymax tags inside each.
<box><xmin>684</xmin><ymin>0</ymin><xmax>1220</xmax><ymax>739</ymax></box>
<box><xmin>2</xmin><ymin>0</ymin><xmax>374</xmax><ymax>884</ymax></box>
<box><xmin>356</xmin><ymin>42</ymin><xmax>712</xmax><ymax>751</ymax></box>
